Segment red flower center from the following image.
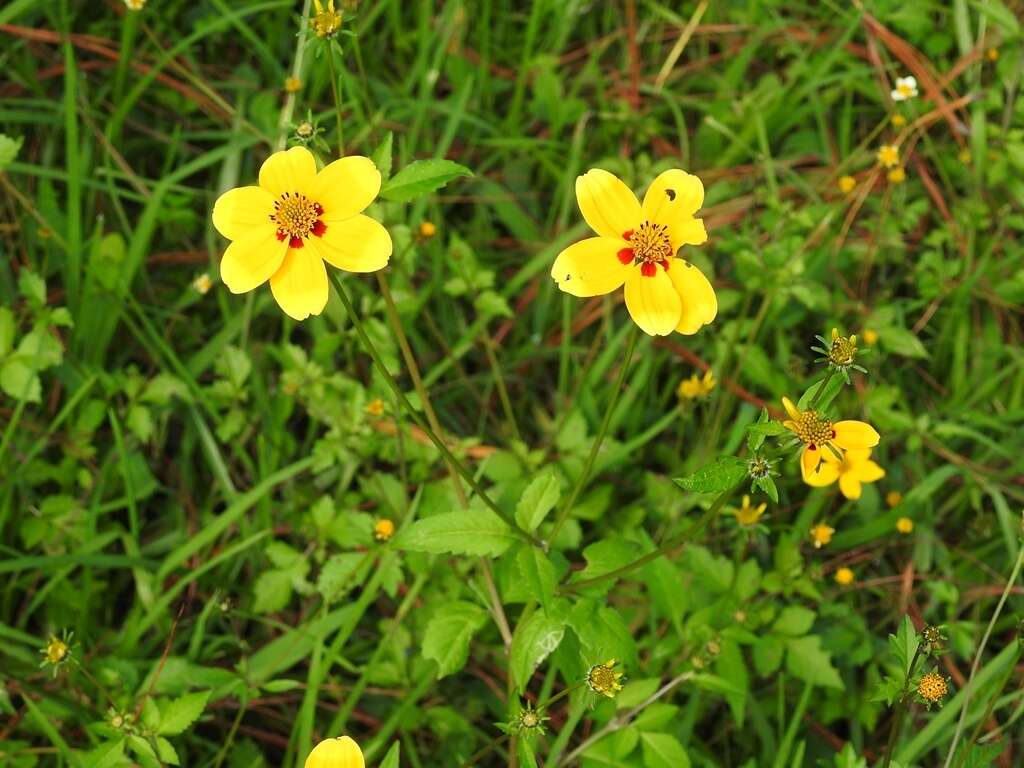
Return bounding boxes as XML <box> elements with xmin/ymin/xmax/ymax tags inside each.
<box><xmin>269</xmin><ymin>192</ymin><xmax>327</xmax><ymax>248</ymax></box>
<box><xmin>616</xmin><ymin>221</ymin><xmax>674</xmax><ymax>277</ymax></box>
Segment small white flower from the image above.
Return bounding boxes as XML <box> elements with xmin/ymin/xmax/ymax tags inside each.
<box><xmin>192</xmin><ymin>273</ymin><xmax>213</xmax><ymax>295</ymax></box>
<box><xmin>890</xmin><ymin>76</ymin><xmax>918</xmax><ymax>102</ymax></box>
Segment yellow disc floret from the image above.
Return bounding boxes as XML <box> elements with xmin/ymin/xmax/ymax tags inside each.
<box><xmin>587</xmin><ymin>659</ymin><xmax>624</xmax><ymax>698</ymax></box>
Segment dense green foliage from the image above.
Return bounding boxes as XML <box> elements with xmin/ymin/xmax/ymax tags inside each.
<box><xmin>2</xmin><ymin>1</ymin><xmax>1024</xmax><ymax>766</ymax></box>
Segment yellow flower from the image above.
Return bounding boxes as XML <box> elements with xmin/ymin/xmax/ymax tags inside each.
<box><xmin>987</xmin><ymin>47</ymin><xmax>999</xmax><ymax>62</ymax></box>
<box><xmin>365</xmin><ymin>398</ymin><xmax>385</xmax><ymax>417</ymax></box>
<box><xmin>733</xmin><ymin>495</ymin><xmax>766</xmax><ymax>526</ymax></box>
<box><xmin>677</xmin><ymin>369</ymin><xmax>715</xmax><ymax>400</ymax></box>
<box><xmin>586</xmin><ymin>659</ymin><xmax>624</xmax><ymax>698</ymax></box>
<box><xmin>212</xmin><ymin>146</ymin><xmax>392</xmax><ymax>320</ymax></box>
<box><xmin>44</xmin><ymin>635</ymin><xmax>68</xmax><ymax>664</ymax></box>
<box><xmin>123</xmin><ymin>0</ymin><xmax>146</xmax><ymax>9</ymax></box>
<box><xmin>781</xmin><ymin>397</ymin><xmax>880</xmax><ymax>480</ymax></box>
<box><xmin>890</xmin><ymin>76</ymin><xmax>918</xmax><ymax>102</ymax></box>
<box><xmin>551</xmin><ymin>168</ymin><xmax>716</xmax><ymax>337</ymax></box>
<box><xmin>827</xmin><ymin>328</ymin><xmax>858</xmax><ymax>368</ymax></box>
<box><xmin>284</xmin><ymin>77</ymin><xmax>303</xmax><ymax>93</ymax></box>
<box><xmin>811</xmin><ymin>522</ymin><xmax>835</xmax><ymax>549</ymax></box>
<box><xmin>311</xmin><ymin>0</ymin><xmax>343</xmax><ymax>38</ymax></box>
<box><xmin>418</xmin><ymin>221</ymin><xmax>437</xmax><ymax>238</ymax></box>
<box><xmin>917</xmin><ymin>671</ymin><xmax>948</xmax><ymax>706</ymax></box>
<box><xmin>838</xmin><ymin>175</ymin><xmax>856</xmax><ymax>194</ymax></box>
<box><xmin>834</xmin><ymin>567</ymin><xmax>854</xmax><ymax>586</ymax></box>
<box><xmin>373</xmin><ymin>518</ymin><xmax>395</xmax><ymax>542</ymax></box>
<box><xmin>896</xmin><ymin>516</ymin><xmax>914</xmax><ymax>534</ymax></box>
<box><xmin>862</xmin><ymin>328</ymin><xmax>878</xmax><ymax>345</ymax></box>
<box><xmin>877</xmin><ymin>144</ymin><xmax>900</xmax><ymax>168</ymax></box>
<box><xmin>891</xmin><ymin>114</ymin><xmax>907</xmax><ymax>127</ymax></box>
<box><xmin>192</xmin><ymin>273</ymin><xmax>213</xmax><ymax>295</ymax></box>
<box><xmin>887</xmin><ymin>491</ymin><xmax>903</xmax><ymax>508</ymax></box>
<box><xmin>304</xmin><ymin>736</ymin><xmax>364</xmax><ymax>768</ymax></box>
<box><xmin>804</xmin><ymin>448</ymin><xmax>885</xmax><ymax>500</ymax></box>
<box><xmin>958</xmin><ymin>148</ymin><xmax>972</xmax><ymax>164</ymax></box>
<box><xmin>888</xmin><ymin>167</ymin><xmax>906</xmax><ymax>184</ymax></box>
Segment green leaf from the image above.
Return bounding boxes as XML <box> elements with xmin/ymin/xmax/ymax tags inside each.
<box><xmin>510</xmin><ymin>609</ymin><xmax>566</xmax><ymax>689</ymax></box>
<box><xmin>515</xmin><ymin>469</ymin><xmax>561</xmax><ymax>531</ymax></box>
<box><xmin>252</xmin><ymin>569</ymin><xmax>294</xmax><ymax>614</ymax></box>
<box><xmin>889</xmin><ymin>615</ymin><xmax>918</xmax><ymax>678</ymax></box>
<box><xmin>17</xmin><ymin>270</ymin><xmax>46</xmax><ymax>307</ymax></box>
<box><xmin>516</xmin><ymin>546</ymin><xmax>557</xmax><ymax>612</ymax></box>
<box><xmin>370</xmin><ymin>132</ymin><xmax>393</xmax><ymax>181</ymax></box>
<box><xmin>0</xmin><ymin>134</ymin><xmax>23</xmax><ymax>171</ymax></box>
<box><xmin>674</xmin><ymin>456</ymin><xmax>747</xmax><ymax>493</ymax></box>
<box><xmin>640</xmin><ymin>732</ymin><xmax>691</xmax><ymax>768</ymax></box>
<box><xmin>0</xmin><ymin>358</ymin><xmax>41</xmax><ymax>402</ymax></box>
<box><xmin>882</xmin><ymin>327</ymin><xmax>928</xmax><ymax>359</ymax></box>
<box><xmin>747</xmin><ymin>420</ymin><xmax>788</xmax><ymax>438</ymax></box>
<box><xmin>772</xmin><ymin>605</ymin><xmax>816</xmax><ymax>636</ymax></box>
<box><xmin>379</xmin><ymin>159</ymin><xmax>473</xmax><ymax>202</ymax></box>
<box><xmin>517</xmin><ymin>739</ymin><xmax>539</xmax><ymax>768</ymax></box>
<box><xmin>785</xmin><ymin>636</ymin><xmax>843</xmax><ymax>689</ymax></box>
<box><xmin>127</xmin><ymin>735</ymin><xmax>160</xmax><ymax>768</ymax></box>
<box><xmin>393</xmin><ymin>509</ymin><xmax>518</xmax><ymax>557</ymax></box>
<box><xmin>0</xmin><ymin>307</ymin><xmax>14</xmax><ymax>357</ymax></box>
<box><xmin>155</xmin><ymin>736</ymin><xmax>179</xmax><ymax>765</ymax></box>
<box><xmin>798</xmin><ymin>374</ymin><xmax>844</xmax><ymax>411</ymax></box>
<box><xmin>316</xmin><ymin>553</ymin><xmax>364</xmax><ymax>602</ymax></box>
<box><xmin>157</xmin><ymin>690</ymin><xmax>210</xmax><ymax>735</ymax></box>
<box><xmin>421</xmin><ymin>601</ymin><xmax>488</xmax><ymax>678</ymax></box>
<box><xmin>379</xmin><ymin>742</ymin><xmax>401</xmax><ymax>768</ymax></box>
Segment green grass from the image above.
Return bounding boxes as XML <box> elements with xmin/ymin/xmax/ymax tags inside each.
<box><xmin>2</xmin><ymin>1</ymin><xmax>1024</xmax><ymax>766</ymax></box>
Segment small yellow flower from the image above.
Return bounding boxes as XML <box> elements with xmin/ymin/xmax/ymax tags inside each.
<box><xmin>838</xmin><ymin>175</ymin><xmax>857</xmax><ymax>194</ymax></box>
<box><xmin>304</xmin><ymin>736</ymin><xmax>364</xmax><ymax>768</ymax></box>
<box><xmin>373</xmin><ymin>518</ymin><xmax>395</xmax><ymax>542</ymax></box>
<box><xmin>834</xmin><ymin>567</ymin><xmax>854</xmax><ymax>586</ymax></box>
<box><xmin>365</xmin><ymin>398</ymin><xmax>385</xmax><ymax>417</ymax></box>
<box><xmin>891</xmin><ymin>76</ymin><xmax>918</xmax><ymax>102</ymax></box>
<box><xmin>958</xmin><ymin>148</ymin><xmax>972</xmax><ymax>164</ymax></box>
<box><xmin>891</xmin><ymin>114</ymin><xmax>907</xmax><ymax>127</ymax></box>
<box><xmin>586</xmin><ymin>659</ymin><xmax>624</xmax><ymax>698</ymax></box>
<box><xmin>44</xmin><ymin>635</ymin><xmax>68</xmax><ymax>665</ymax></box>
<box><xmin>862</xmin><ymin>328</ymin><xmax>878</xmax><ymax>345</ymax></box>
<box><xmin>888</xmin><ymin>167</ymin><xmax>906</xmax><ymax>184</ymax></box>
<box><xmin>733</xmin><ymin>495</ymin><xmax>767</xmax><ymax>526</ymax></box>
<box><xmin>284</xmin><ymin>77</ymin><xmax>303</xmax><ymax>93</ymax></box>
<box><xmin>877</xmin><ymin>144</ymin><xmax>900</xmax><ymax>168</ymax></box>
<box><xmin>781</xmin><ymin>397</ymin><xmax>880</xmax><ymax>480</ymax></box>
<box><xmin>418</xmin><ymin>221</ymin><xmax>437</xmax><ymax>238</ymax></box>
<box><xmin>987</xmin><ymin>47</ymin><xmax>999</xmax><ymax>62</ymax></box>
<box><xmin>677</xmin><ymin>369</ymin><xmax>716</xmax><ymax>400</ymax></box>
<box><xmin>804</xmin><ymin>448</ymin><xmax>885</xmax><ymax>500</ymax></box>
<box><xmin>212</xmin><ymin>146</ymin><xmax>392</xmax><ymax>320</ymax></box>
<box><xmin>811</xmin><ymin>522</ymin><xmax>835</xmax><ymax>549</ymax></box>
<box><xmin>310</xmin><ymin>0</ymin><xmax>343</xmax><ymax>38</ymax></box>
<box><xmin>896</xmin><ymin>516</ymin><xmax>914</xmax><ymax>534</ymax></box>
<box><xmin>192</xmin><ymin>273</ymin><xmax>213</xmax><ymax>295</ymax></box>
<box><xmin>552</xmin><ymin>168</ymin><xmax>716</xmax><ymax>337</ymax></box>
<box><xmin>886</xmin><ymin>490</ymin><xmax>903</xmax><ymax>507</ymax></box>
<box><xmin>296</xmin><ymin>121</ymin><xmax>315</xmax><ymax>140</ymax></box>
<box><xmin>828</xmin><ymin>328</ymin><xmax>858</xmax><ymax>368</ymax></box>
<box><xmin>123</xmin><ymin>0</ymin><xmax>146</xmax><ymax>10</ymax></box>
<box><xmin>917</xmin><ymin>671</ymin><xmax>949</xmax><ymax>706</ymax></box>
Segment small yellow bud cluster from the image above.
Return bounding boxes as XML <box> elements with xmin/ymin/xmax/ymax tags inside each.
<box><xmin>586</xmin><ymin>659</ymin><xmax>624</xmax><ymax>698</ymax></box>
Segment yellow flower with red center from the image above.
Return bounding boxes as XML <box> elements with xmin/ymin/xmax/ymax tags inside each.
<box><xmin>733</xmin><ymin>495</ymin><xmax>766</xmax><ymax>526</ymax></box>
<box><xmin>781</xmin><ymin>397</ymin><xmax>880</xmax><ymax>480</ymax></box>
<box><xmin>877</xmin><ymin>144</ymin><xmax>900</xmax><ymax>168</ymax></box>
<box><xmin>803</xmin><ymin>448</ymin><xmax>886</xmax><ymax>500</ymax></box>
<box><xmin>304</xmin><ymin>736</ymin><xmax>364</xmax><ymax>768</ymax></box>
<box><xmin>551</xmin><ymin>168</ymin><xmax>716</xmax><ymax>337</ymax></box>
<box><xmin>834</xmin><ymin>567</ymin><xmax>854</xmax><ymax>585</ymax></box>
<box><xmin>811</xmin><ymin>522</ymin><xmax>835</xmax><ymax>549</ymax></box>
<box><xmin>212</xmin><ymin>146</ymin><xmax>392</xmax><ymax>320</ymax></box>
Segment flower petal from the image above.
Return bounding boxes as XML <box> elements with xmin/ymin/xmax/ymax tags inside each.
<box><xmin>800</xmin><ymin>445</ymin><xmax>823</xmax><ymax>480</ymax></box>
<box><xmin>854</xmin><ymin>459</ymin><xmax>886</xmax><ymax>483</ymax></box>
<box><xmin>666</xmin><ymin>260</ymin><xmax>717</xmax><ymax>334</ymax></box>
<box><xmin>623</xmin><ymin>268</ymin><xmax>682</xmax><ymax>336</ymax></box>
<box><xmin>310</xmin><ymin>156</ymin><xmax>382</xmax><ymax>221</ymax></box>
<box><xmin>804</xmin><ymin>459</ymin><xmax>839</xmax><ymax>487</ymax></box>
<box><xmin>832</xmin><ymin>420</ymin><xmax>880</xmax><ymax>450</ymax></box>
<box><xmin>670</xmin><ymin>218</ymin><xmax>708</xmax><ymax>249</ymax></box>
<box><xmin>782</xmin><ymin>397</ymin><xmax>801</xmax><ymax>421</ymax></box>
<box><xmin>269</xmin><ymin>248</ymin><xmax>329</xmax><ymax>320</ymax></box>
<box><xmin>838</xmin><ymin>473</ymin><xmax>862</xmax><ymax>500</ymax></box>
<box><xmin>213</xmin><ymin>185</ymin><xmax>275</xmax><ymax>241</ymax></box>
<box><xmin>575</xmin><ymin>169</ymin><xmax>642</xmax><ymax>239</ymax></box>
<box><xmin>258</xmin><ymin>146</ymin><xmax>317</xmax><ymax>197</ymax></box>
<box><xmin>306</xmin><ymin>214</ymin><xmax>391</xmax><ymax>273</ymax></box>
<box><xmin>642</xmin><ymin>169</ymin><xmax>705</xmax><ymax>247</ymax></box>
<box><xmin>220</xmin><ymin>227</ymin><xmax>288</xmax><ymax>294</ymax></box>
<box><xmin>551</xmin><ymin>237</ymin><xmax>631</xmax><ymax>297</ymax></box>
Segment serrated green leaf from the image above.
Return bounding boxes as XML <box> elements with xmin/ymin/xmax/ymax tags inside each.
<box><xmin>772</xmin><ymin>605</ymin><xmax>816</xmax><ymax>636</ymax></box>
<box><xmin>393</xmin><ymin>509</ymin><xmax>517</xmax><ymax>557</ymax></box>
<box><xmin>798</xmin><ymin>374</ymin><xmax>844</xmax><ymax>411</ymax></box>
<box><xmin>511</xmin><ymin>610</ymin><xmax>565</xmax><ymax>689</ymax></box>
<box><xmin>674</xmin><ymin>456</ymin><xmax>747</xmax><ymax>493</ymax></box>
<box><xmin>421</xmin><ymin>601</ymin><xmax>487</xmax><ymax>678</ymax></box>
<box><xmin>889</xmin><ymin>615</ymin><xmax>918</xmax><ymax>678</ymax></box>
<box><xmin>316</xmin><ymin>553</ymin><xmax>364</xmax><ymax>602</ymax></box>
<box><xmin>1</xmin><ymin>358</ymin><xmax>40</xmax><ymax>402</ymax></box>
<box><xmin>0</xmin><ymin>134</ymin><xmax>23</xmax><ymax>171</ymax></box>
<box><xmin>516</xmin><ymin>546</ymin><xmax>557</xmax><ymax>612</ymax></box>
<box><xmin>379</xmin><ymin>159</ymin><xmax>473</xmax><ymax>202</ymax></box>
<box><xmin>515</xmin><ymin>469</ymin><xmax>561</xmax><ymax>531</ymax></box>
<box><xmin>252</xmin><ymin>569</ymin><xmax>294</xmax><ymax>614</ymax></box>
<box><xmin>155</xmin><ymin>736</ymin><xmax>179</xmax><ymax>765</ymax></box>
<box><xmin>640</xmin><ymin>732</ymin><xmax>691</xmax><ymax>768</ymax></box>
<box><xmin>370</xmin><ymin>132</ymin><xmax>393</xmax><ymax>181</ymax></box>
<box><xmin>157</xmin><ymin>690</ymin><xmax>210</xmax><ymax>735</ymax></box>
<box><xmin>18</xmin><ymin>270</ymin><xmax>45</xmax><ymax>307</ymax></box>
<box><xmin>785</xmin><ymin>636</ymin><xmax>843</xmax><ymax>689</ymax></box>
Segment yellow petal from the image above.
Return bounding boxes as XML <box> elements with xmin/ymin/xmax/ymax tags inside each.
<box><xmin>623</xmin><ymin>268</ymin><xmax>682</xmax><ymax>336</ymax></box>
<box><xmin>642</xmin><ymin>169</ymin><xmax>706</xmax><ymax>249</ymax></box>
<box><xmin>310</xmin><ymin>156</ymin><xmax>382</xmax><ymax>221</ymax></box>
<box><xmin>551</xmin><ymin>237</ymin><xmax>631</xmax><ymax>297</ymax></box>
<box><xmin>259</xmin><ymin>146</ymin><xmax>317</xmax><ymax>198</ymax></box>
<box><xmin>220</xmin><ymin>227</ymin><xmax>288</xmax><ymax>294</ymax></box>
<box><xmin>838</xmin><ymin>473</ymin><xmax>862</xmax><ymax>500</ymax></box>
<box><xmin>307</xmin><ymin>214</ymin><xmax>391</xmax><ymax>273</ymax></box>
<box><xmin>269</xmin><ymin>247</ymin><xmax>329</xmax><ymax>320</ymax></box>
<box><xmin>575</xmin><ymin>169</ymin><xmax>642</xmax><ymax>239</ymax></box>
<box><xmin>854</xmin><ymin>459</ymin><xmax>886</xmax><ymax>483</ymax></box>
<box><xmin>800</xmin><ymin>445</ymin><xmax>823</xmax><ymax>480</ymax></box>
<box><xmin>832</xmin><ymin>420</ymin><xmax>880</xmax><ymax>450</ymax></box>
<box><xmin>804</xmin><ymin>459</ymin><xmax>839</xmax><ymax>487</ymax></box>
<box><xmin>304</xmin><ymin>736</ymin><xmax>365</xmax><ymax>768</ymax></box>
<box><xmin>670</xmin><ymin>218</ymin><xmax>708</xmax><ymax>248</ymax></box>
<box><xmin>213</xmin><ymin>185</ymin><xmax>275</xmax><ymax>241</ymax></box>
<box><xmin>782</xmin><ymin>397</ymin><xmax>801</xmax><ymax>421</ymax></box>
<box><xmin>666</xmin><ymin>260</ymin><xmax>717</xmax><ymax>334</ymax></box>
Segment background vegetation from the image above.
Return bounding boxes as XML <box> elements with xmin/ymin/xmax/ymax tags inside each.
<box><xmin>2</xmin><ymin>0</ymin><xmax>1024</xmax><ymax>766</ymax></box>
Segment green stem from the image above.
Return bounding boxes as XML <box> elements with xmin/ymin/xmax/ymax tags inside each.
<box><xmin>882</xmin><ymin>641</ymin><xmax>925</xmax><ymax>768</ymax></box>
<box><xmin>547</xmin><ymin>325</ymin><xmax>640</xmax><ymax>544</ymax></box>
<box><xmin>326</xmin><ymin>41</ymin><xmax>345</xmax><ymax>156</ymax></box>
<box><xmin>327</xmin><ymin>271</ymin><xmax>541</xmax><ymax>548</ymax></box>
<box><xmin>808</xmin><ymin>368</ymin><xmax>835</xmax><ymax>410</ymax></box>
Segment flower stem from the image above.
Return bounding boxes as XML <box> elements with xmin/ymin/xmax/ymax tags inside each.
<box><xmin>808</xmin><ymin>368</ymin><xmax>835</xmax><ymax>410</ymax></box>
<box><xmin>325</xmin><ymin>41</ymin><xmax>345</xmax><ymax>156</ymax></box>
<box><xmin>327</xmin><ymin>271</ymin><xmax>541</xmax><ymax>548</ymax></box>
<box><xmin>881</xmin><ymin>641</ymin><xmax>925</xmax><ymax>768</ymax></box>
<box><xmin>547</xmin><ymin>324</ymin><xmax>640</xmax><ymax>545</ymax></box>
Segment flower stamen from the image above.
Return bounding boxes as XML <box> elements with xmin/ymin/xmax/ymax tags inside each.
<box><xmin>618</xmin><ymin>222</ymin><xmax>673</xmax><ymax>277</ymax></box>
<box><xmin>269</xmin><ymin>192</ymin><xmax>327</xmax><ymax>249</ymax></box>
